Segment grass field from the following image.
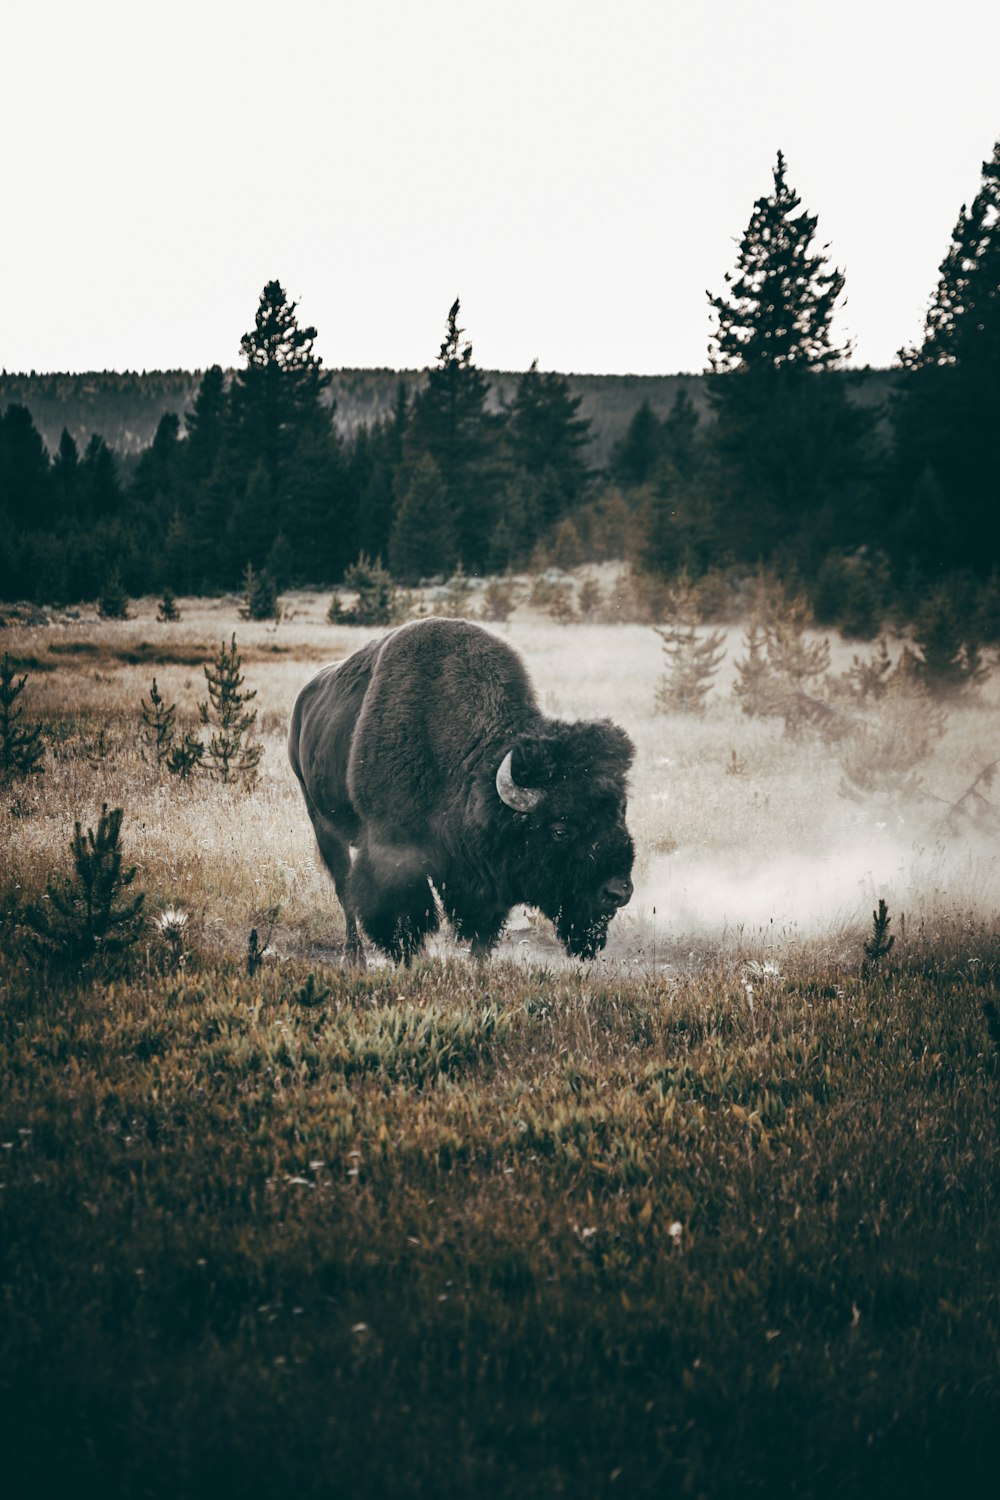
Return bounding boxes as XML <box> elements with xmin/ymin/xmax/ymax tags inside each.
<box><xmin>2</xmin><ymin>589</ymin><xmax>999</xmax><ymax>1498</ymax></box>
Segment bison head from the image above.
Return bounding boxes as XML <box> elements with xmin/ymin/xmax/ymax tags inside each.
<box><xmin>496</xmin><ymin>719</ymin><xmax>635</xmax><ymax>958</ymax></box>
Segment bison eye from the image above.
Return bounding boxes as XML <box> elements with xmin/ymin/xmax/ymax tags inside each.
<box><xmin>550</xmin><ymin>823</ymin><xmax>569</xmax><ymax>842</ymax></box>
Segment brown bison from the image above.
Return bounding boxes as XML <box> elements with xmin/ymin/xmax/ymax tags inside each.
<box><xmin>288</xmin><ymin>617</ymin><xmax>635</xmax><ymax>963</ymax></box>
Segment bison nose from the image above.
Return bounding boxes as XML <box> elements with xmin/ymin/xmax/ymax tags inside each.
<box><xmin>600</xmin><ymin>876</ymin><xmax>633</xmax><ymax>910</ymax></box>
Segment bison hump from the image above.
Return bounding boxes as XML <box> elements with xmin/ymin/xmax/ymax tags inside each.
<box><xmin>346</xmin><ymin>618</ymin><xmax>539</xmax><ymax>825</ymax></box>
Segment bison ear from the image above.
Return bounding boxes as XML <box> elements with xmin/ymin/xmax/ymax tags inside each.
<box><xmin>594</xmin><ymin>720</ymin><xmax>635</xmax><ymax>778</ymax></box>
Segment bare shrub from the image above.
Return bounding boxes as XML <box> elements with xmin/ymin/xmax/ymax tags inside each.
<box><xmin>479</xmin><ymin>577</ymin><xmax>517</xmax><ymax>622</ymax></box>
<box><xmin>838</xmin><ymin>661</ymin><xmax>946</xmax><ymax>802</ymax></box>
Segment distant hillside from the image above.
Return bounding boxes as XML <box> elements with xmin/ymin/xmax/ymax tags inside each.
<box><xmin>0</xmin><ymin>367</ymin><xmax>897</xmax><ymax>468</ymax></box>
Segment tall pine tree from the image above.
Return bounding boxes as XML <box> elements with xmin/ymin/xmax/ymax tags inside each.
<box><xmin>706</xmin><ymin>152</ymin><xmax>874</xmax><ymax>567</ymax></box>
<box><xmin>402</xmin><ymin>298</ymin><xmax>505</xmax><ymax>571</ymax></box>
<box><xmin>227</xmin><ymin>281</ymin><xmax>344</xmax><ymax>580</ymax></box>
<box><xmin>894</xmin><ymin>138</ymin><xmax>1000</xmax><ymax>576</ymax></box>
<box><xmin>508</xmin><ymin>358</ymin><xmax>591</xmax><ymax>514</ymax></box>
<box><xmin>231</xmin><ymin>280</ymin><xmax>333</xmax><ymax>481</ymax></box>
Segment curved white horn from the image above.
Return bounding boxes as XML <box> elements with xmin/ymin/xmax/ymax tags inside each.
<box><xmin>496</xmin><ymin>749</ymin><xmax>544</xmax><ymax>812</ymax></box>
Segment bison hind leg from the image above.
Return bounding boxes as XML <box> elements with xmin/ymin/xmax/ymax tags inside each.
<box><xmin>350</xmin><ymin>844</ymin><xmax>439</xmax><ymax>966</ymax></box>
<box><xmin>307</xmin><ymin>805</ymin><xmax>367</xmax><ymax>967</ymax></box>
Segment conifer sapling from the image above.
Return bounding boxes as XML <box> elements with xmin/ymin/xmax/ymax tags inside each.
<box><xmin>0</xmin><ymin>652</ymin><xmax>45</xmax><ymax>783</ymax></box>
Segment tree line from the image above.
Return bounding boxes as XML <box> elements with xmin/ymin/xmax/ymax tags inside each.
<box><xmin>1</xmin><ymin>137</ymin><xmax>997</xmax><ymax>630</ymax></box>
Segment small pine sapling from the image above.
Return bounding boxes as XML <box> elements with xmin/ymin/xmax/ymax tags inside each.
<box><xmin>0</xmin><ymin>652</ymin><xmax>45</xmax><ymax>783</ymax></box>
<box><xmin>862</xmin><ymin>898</ymin><xmax>895</xmax><ymax>975</ymax></box>
<box><xmin>166</xmin><ymin>731</ymin><xmax>205</xmax><ymax>780</ymax></box>
<box><xmin>140</xmin><ymin>677</ymin><xmax>176</xmax><ymax>766</ymax></box>
<box><xmin>97</xmin><ymin>569</ymin><xmax>130</xmax><ymax>620</ymax></box>
<box><xmin>911</xmin><ymin>589</ymin><xmax>989</xmax><ymax>698</ymax></box>
<box><xmin>341</xmin><ymin>554</ymin><xmax>399</xmax><ymax>626</ymax></box>
<box><xmin>437</xmin><ymin>567</ymin><xmax>473</xmax><ymax>619</ymax></box>
<box><xmin>577</xmin><ymin>578</ymin><xmax>603</xmax><ymax>620</ymax></box>
<box><xmin>842</xmin><ymin>637</ymin><xmax>894</xmax><ymax>701</ymax></box>
<box><xmin>157</xmin><ymin>589</ymin><xmax>180</xmax><ymax>622</ymax></box>
<box><xmin>732</xmin><ymin>616</ymin><xmax>777</xmax><ymax>717</ymax></box>
<box><xmin>200</xmin><ymin>634</ymin><xmax>262</xmax><ymax>785</ymax></box>
<box><xmin>240</xmin><ymin>562</ymin><xmax>281</xmax><ymax>622</ymax></box>
<box><xmin>655</xmin><ymin>620</ymin><xmax>726</xmax><ymax>713</ymax></box>
<box><xmin>479</xmin><ymin>577</ymin><xmax>516</xmax><ymax>622</ymax></box>
<box><xmin>26</xmin><ymin>804</ymin><xmax>146</xmax><ymax>964</ymax></box>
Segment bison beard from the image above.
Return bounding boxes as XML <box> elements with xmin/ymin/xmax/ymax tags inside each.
<box><xmin>287</xmin><ymin>618</ymin><xmax>635</xmax><ymax>964</ymax></box>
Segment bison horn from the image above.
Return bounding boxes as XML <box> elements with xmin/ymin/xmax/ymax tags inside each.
<box><xmin>496</xmin><ymin>749</ymin><xmax>544</xmax><ymax>812</ymax></box>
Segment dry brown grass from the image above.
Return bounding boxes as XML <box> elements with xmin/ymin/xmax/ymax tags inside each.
<box><xmin>3</xmin><ymin>590</ymin><xmax>999</xmax><ymax>973</ymax></box>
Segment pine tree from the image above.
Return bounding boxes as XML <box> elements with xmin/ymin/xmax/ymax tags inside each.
<box><xmin>157</xmin><ymin>587</ymin><xmax>181</xmax><ymax>622</ymax></box>
<box><xmin>0</xmin><ymin>652</ymin><xmax>45</xmax><ymax>783</ymax></box>
<box><xmin>706</xmin><ymin>152</ymin><xmax>874</xmax><ymax>562</ymax></box>
<box><xmin>97</xmin><ymin>568</ymin><xmax>129</xmax><ymax>619</ymax></box>
<box><xmin>26</xmin><ymin>805</ymin><xmax>146</xmax><ymax>964</ymax></box>
<box><xmin>389</xmin><ymin>453</ymin><xmax>457</xmax><ymax>584</ymax></box>
<box><xmin>403</xmin><ymin>298</ymin><xmax>505</xmax><ymax>570</ymax></box>
<box><xmin>610</xmin><ymin>401</ymin><xmax>662</xmax><ymax>488</ymax></box>
<box><xmin>199</xmin><ymin>635</ymin><xmax>262</xmax><ymax>785</ymax></box>
<box><xmin>508</xmin><ymin>359</ymin><xmax>591</xmax><ymax>514</ymax></box>
<box><xmin>240</xmin><ymin>561</ymin><xmax>280</xmax><ymax>621</ymax></box>
<box><xmin>80</xmin><ymin>434</ymin><xmax>123</xmax><ymax>521</ymax></box>
<box><xmin>231</xmin><ymin>280</ymin><xmax>333</xmax><ymax>483</ymax></box>
<box><xmin>0</xmin><ymin>404</ymin><xmax>53</xmax><ymax>531</ymax></box>
<box><xmin>130</xmin><ymin>411</ymin><xmax>181</xmax><ymax>509</ymax></box>
<box><xmin>140</xmin><ymin>677</ymin><xmax>176</xmax><ymax>764</ymax></box>
<box><xmin>51</xmin><ymin>428</ymin><xmax>81</xmax><ymax>523</ymax></box>
<box><xmin>894</xmin><ymin>139</ymin><xmax>1000</xmax><ymax>575</ymax></box>
<box><xmin>336</xmin><ymin>554</ymin><xmax>399</xmax><ymax>627</ymax></box>
<box><xmin>653</xmin><ymin>575</ymin><xmax>726</xmax><ymax>714</ymax></box>
<box><xmin>911</xmin><ymin>586</ymin><xmax>988</xmax><ymax>697</ymax></box>
<box><xmin>183</xmin><ymin>365</ymin><xmax>229</xmax><ymax>483</ymax></box>
<box><xmin>655</xmin><ymin>621</ymin><xmax>726</xmax><ymax>714</ymax></box>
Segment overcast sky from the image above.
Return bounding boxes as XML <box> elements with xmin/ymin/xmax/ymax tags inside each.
<box><xmin>4</xmin><ymin>0</ymin><xmax>998</xmax><ymax>376</ymax></box>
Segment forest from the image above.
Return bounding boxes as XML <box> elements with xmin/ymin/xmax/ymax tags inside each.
<box><xmin>0</xmin><ymin>141</ymin><xmax>997</xmax><ymax>646</ymax></box>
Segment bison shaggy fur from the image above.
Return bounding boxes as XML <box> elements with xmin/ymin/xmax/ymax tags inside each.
<box><xmin>288</xmin><ymin>617</ymin><xmax>635</xmax><ymax>963</ymax></box>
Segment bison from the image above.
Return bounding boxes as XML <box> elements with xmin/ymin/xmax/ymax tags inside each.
<box><xmin>288</xmin><ymin>617</ymin><xmax>635</xmax><ymax>964</ymax></box>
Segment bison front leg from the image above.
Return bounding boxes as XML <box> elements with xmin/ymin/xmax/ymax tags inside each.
<box><xmin>349</xmin><ymin>842</ymin><xmax>439</xmax><ymax>965</ymax></box>
<box><xmin>439</xmin><ymin>887</ymin><xmax>508</xmax><ymax>963</ymax></box>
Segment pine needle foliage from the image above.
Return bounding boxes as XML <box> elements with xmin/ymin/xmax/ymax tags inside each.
<box><xmin>708</xmin><ymin>151</ymin><xmax>850</xmax><ymax>375</ymax></box>
<box><xmin>25</xmin><ymin>804</ymin><xmax>145</xmax><ymax>963</ymax></box>
<box><xmin>139</xmin><ymin>677</ymin><xmax>176</xmax><ymax>766</ymax></box>
<box><xmin>240</xmin><ymin>562</ymin><xmax>280</xmax><ymax>622</ymax></box>
<box><xmin>734</xmin><ymin>588</ymin><xmax>834</xmax><ymax>735</ymax></box>
<box><xmin>479</xmin><ymin>577</ymin><xmax>516</xmax><ymax>622</ymax></box>
<box><xmin>911</xmin><ymin>588</ymin><xmax>988</xmax><ymax>698</ymax></box>
<box><xmin>653</xmin><ymin>573</ymin><xmax>726</xmax><ymax>714</ymax></box>
<box><xmin>199</xmin><ymin>635</ymin><xmax>261</xmax><ymax>786</ymax></box>
<box><xmin>335</xmin><ymin>554</ymin><xmax>399</xmax><ymax>626</ymax></box>
<box><xmin>157</xmin><ymin>589</ymin><xmax>180</xmax><ymax>622</ymax></box>
<box><xmin>862</xmin><ymin>898</ymin><xmax>895</xmax><ymax>974</ymax></box>
<box><xmin>97</xmin><ymin>569</ymin><xmax>129</xmax><ymax>620</ymax></box>
<box><xmin>0</xmin><ymin>652</ymin><xmax>45</xmax><ymax>783</ymax></box>
<box><xmin>166</xmin><ymin>731</ymin><xmax>205</xmax><ymax>780</ymax></box>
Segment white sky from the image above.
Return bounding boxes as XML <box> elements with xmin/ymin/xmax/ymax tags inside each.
<box><xmin>3</xmin><ymin>0</ymin><xmax>998</xmax><ymax>375</ymax></box>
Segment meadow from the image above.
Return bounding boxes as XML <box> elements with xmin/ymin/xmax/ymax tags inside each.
<box><xmin>2</xmin><ymin>581</ymin><xmax>999</xmax><ymax>1498</ymax></box>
